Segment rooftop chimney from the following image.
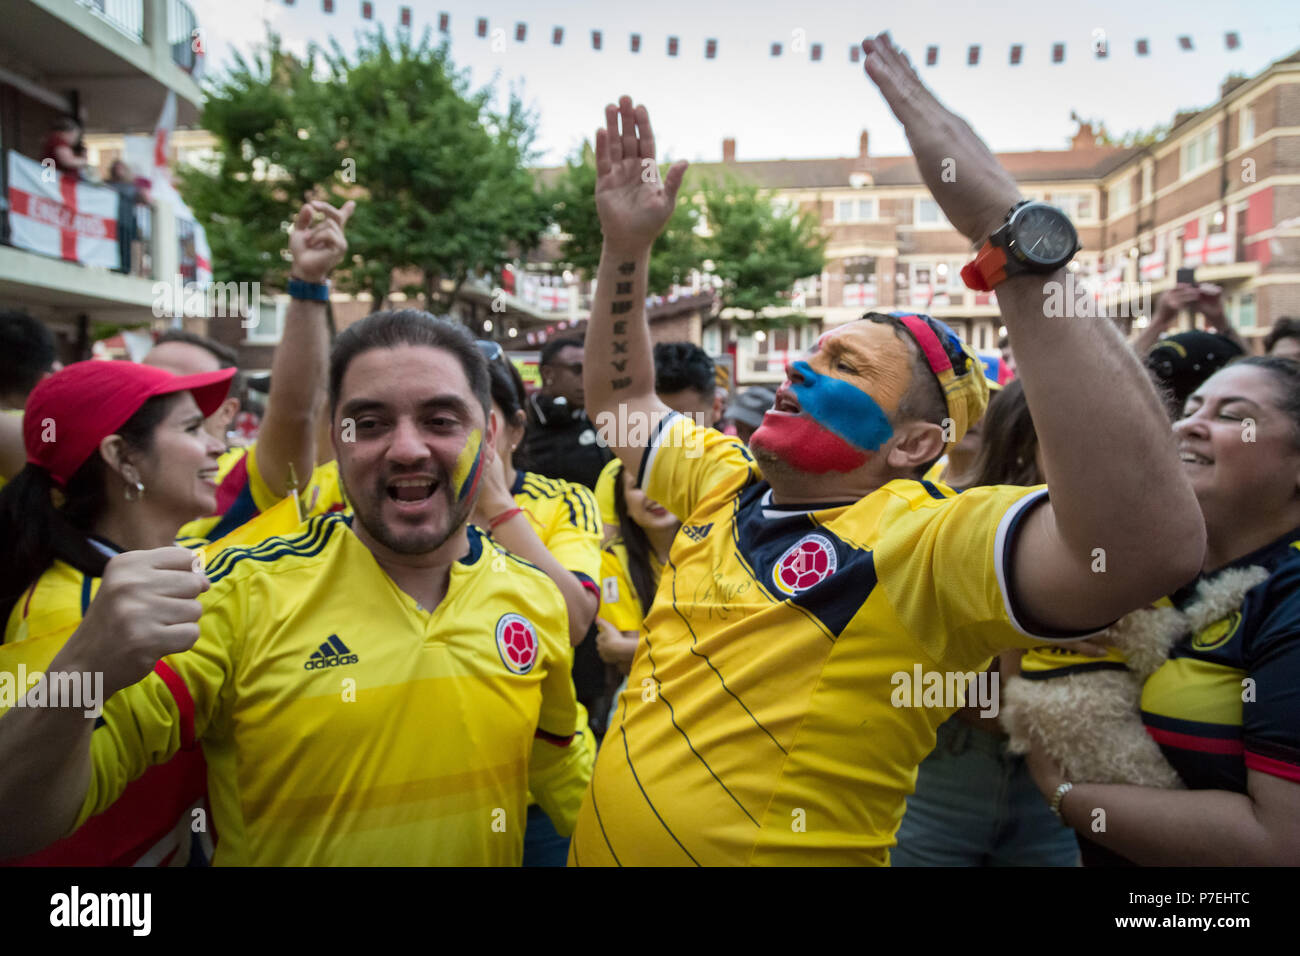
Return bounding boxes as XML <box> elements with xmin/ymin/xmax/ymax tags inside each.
<box><xmin>1071</xmin><ymin>122</ymin><xmax>1097</xmax><ymax>150</ymax></box>
<box><xmin>723</xmin><ymin>137</ymin><xmax>736</xmax><ymax>162</ymax></box>
<box><xmin>1220</xmin><ymin>74</ymin><xmax>1248</xmax><ymax>99</ymax></box>
<box><xmin>859</xmin><ymin>130</ymin><xmax>870</xmax><ymax>158</ymax></box>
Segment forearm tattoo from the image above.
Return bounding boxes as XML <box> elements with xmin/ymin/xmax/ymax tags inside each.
<box><xmin>609</xmin><ymin>261</ymin><xmax>636</xmax><ymax>391</ymax></box>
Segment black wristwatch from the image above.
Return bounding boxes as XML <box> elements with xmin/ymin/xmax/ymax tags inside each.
<box><xmin>961</xmin><ymin>200</ymin><xmax>1080</xmax><ymax>292</ymax></box>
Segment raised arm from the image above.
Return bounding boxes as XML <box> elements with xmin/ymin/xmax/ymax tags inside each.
<box><xmin>255</xmin><ymin>200</ymin><xmax>354</xmax><ymax>500</ymax></box>
<box><xmin>584</xmin><ymin>98</ymin><xmax>689</xmax><ymax>476</ymax></box>
<box><xmin>862</xmin><ymin>34</ymin><xmax>1205</xmax><ymax>630</ymax></box>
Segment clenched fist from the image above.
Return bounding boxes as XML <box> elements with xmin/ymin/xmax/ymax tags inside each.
<box><xmin>67</xmin><ymin>548</ymin><xmax>208</xmax><ymax>699</ymax></box>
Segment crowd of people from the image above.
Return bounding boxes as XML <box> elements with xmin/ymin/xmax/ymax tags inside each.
<box><xmin>0</xmin><ymin>33</ymin><xmax>1297</xmax><ymax>867</ymax></box>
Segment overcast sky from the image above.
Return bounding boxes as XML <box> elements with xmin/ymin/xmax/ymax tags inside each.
<box><xmin>193</xmin><ymin>0</ymin><xmax>1300</xmax><ymax>166</ymax></box>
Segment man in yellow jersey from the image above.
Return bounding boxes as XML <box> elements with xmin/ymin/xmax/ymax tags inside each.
<box><xmin>569</xmin><ymin>35</ymin><xmax>1206</xmax><ymax>866</ymax></box>
<box><xmin>0</xmin><ymin>310</ymin><xmax>592</xmax><ymax>865</ymax></box>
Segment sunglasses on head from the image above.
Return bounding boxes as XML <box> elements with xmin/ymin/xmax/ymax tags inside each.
<box><xmin>476</xmin><ymin>340</ymin><xmax>504</xmax><ymax>363</ymax></box>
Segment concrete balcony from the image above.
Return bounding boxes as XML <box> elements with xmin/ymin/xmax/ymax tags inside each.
<box><xmin>1</xmin><ymin>0</ymin><xmax>202</xmax><ymax>131</ymax></box>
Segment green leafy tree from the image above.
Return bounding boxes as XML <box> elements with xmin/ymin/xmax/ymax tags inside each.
<box><xmin>698</xmin><ymin>177</ymin><xmax>825</xmax><ymax>327</ymax></box>
<box><xmin>178</xmin><ymin>29</ymin><xmax>548</xmax><ymax>315</ymax></box>
<box><xmin>547</xmin><ymin>145</ymin><xmax>701</xmax><ymax>295</ymax></box>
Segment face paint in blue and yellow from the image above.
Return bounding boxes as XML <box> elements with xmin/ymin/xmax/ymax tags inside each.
<box><xmin>749</xmin><ymin>321</ymin><xmax>914</xmax><ymax>474</ymax></box>
<box><xmin>452</xmin><ymin>427</ymin><xmax>485</xmax><ymax>504</ymax></box>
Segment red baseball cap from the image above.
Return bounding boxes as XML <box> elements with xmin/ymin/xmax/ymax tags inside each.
<box><xmin>24</xmin><ymin>360</ymin><xmax>236</xmax><ymax>487</ymax></box>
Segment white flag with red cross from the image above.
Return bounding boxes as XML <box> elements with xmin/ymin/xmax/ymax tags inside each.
<box><xmin>6</xmin><ymin>151</ymin><xmax>120</xmax><ymax>269</ymax></box>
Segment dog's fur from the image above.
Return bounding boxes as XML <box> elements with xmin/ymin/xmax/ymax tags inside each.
<box><xmin>999</xmin><ymin>566</ymin><xmax>1269</xmax><ymax>788</ymax></box>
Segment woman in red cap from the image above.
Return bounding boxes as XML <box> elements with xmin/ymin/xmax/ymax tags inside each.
<box><xmin>0</xmin><ymin>358</ymin><xmax>232</xmax><ymax>866</ymax></box>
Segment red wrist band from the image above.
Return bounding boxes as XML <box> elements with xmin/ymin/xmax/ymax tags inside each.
<box><xmin>488</xmin><ymin>507</ymin><xmax>524</xmax><ymax>531</ymax></box>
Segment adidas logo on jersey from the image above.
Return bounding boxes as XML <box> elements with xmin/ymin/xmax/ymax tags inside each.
<box><xmin>682</xmin><ymin>523</ymin><xmax>713</xmax><ymax>542</ymax></box>
<box><xmin>304</xmin><ymin>634</ymin><xmax>359</xmax><ymax>670</ymax></box>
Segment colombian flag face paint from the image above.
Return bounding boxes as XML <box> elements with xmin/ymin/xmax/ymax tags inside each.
<box><xmin>750</xmin><ymin>322</ymin><xmax>914</xmax><ymax>474</ymax></box>
<box><xmin>452</xmin><ymin>427</ymin><xmax>484</xmax><ymax>504</ymax></box>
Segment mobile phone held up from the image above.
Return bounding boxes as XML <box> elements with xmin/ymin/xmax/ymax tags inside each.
<box><xmin>1176</xmin><ymin>267</ymin><xmax>1196</xmax><ymax>285</ymax></box>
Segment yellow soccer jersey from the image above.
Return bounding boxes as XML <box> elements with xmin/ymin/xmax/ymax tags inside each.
<box><xmin>36</xmin><ymin>514</ymin><xmax>591</xmax><ymax>865</ymax></box>
<box><xmin>570</xmin><ymin>413</ymin><xmax>1095</xmax><ymax>867</ymax></box>
<box><xmin>510</xmin><ymin>470</ymin><xmax>602</xmax><ymax>596</ymax></box>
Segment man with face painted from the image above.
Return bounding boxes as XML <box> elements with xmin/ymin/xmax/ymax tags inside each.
<box><xmin>568</xmin><ymin>34</ymin><xmax>1206</xmax><ymax>865</ymax></box>
<box><xmin>0</xmin><ymin>311</ymin><xmax>594</xmax><ymax>865</ymax></box>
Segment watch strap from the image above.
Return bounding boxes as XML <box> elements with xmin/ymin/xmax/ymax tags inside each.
<box><xmin>288</xmin><ymin>277</ymin><xmax>331</xmax><ymax>302</ymax></box>
<box><xmin>960</xmin><ymin>242</ymin><xmax>1009</xmax><ymax>292</ymax></box>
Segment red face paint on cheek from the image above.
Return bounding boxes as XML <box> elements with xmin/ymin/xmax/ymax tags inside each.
<box><xmin>750</xmin><ymin>413</ymin><xmax>870</xmax><ymax>474</ymax></box>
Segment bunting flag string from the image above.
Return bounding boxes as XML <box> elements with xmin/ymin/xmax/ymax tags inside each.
<box><xmin>286</xmin><ymin>5</ymin><xmax>1250</xmax><ymax>65</ymax></box>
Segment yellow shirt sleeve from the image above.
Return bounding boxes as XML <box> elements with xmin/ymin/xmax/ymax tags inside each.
<box><xmin>524</xmin><ymin>547</ymin><xmax>594</xmax><ymax>835</ymax></box>
<box><xmin>539</xmin><ymin>482</ymin><xmax>603</xmax><ymax>589</ymax></box>
<box><xmin>72</xmin><ymin>566</ymin><xmax>244</xmax><ymax>828</ymax></box>
<box><xmin>875</xmin><ymin>483</ymin><xmax>1102</xmax><ymax>671</ymax></box>
<box><xmin>641</xmin><ymin>412</ymin><xmax>760</xmax><ymax>523</ymax></box>
<box><xmin>594</xmin><ymin>457</ymin><xmax>622</xmax><ymax>529</ymax></box>
<box><xmin>244</xmin><ymin>441</ymin><xmax>283</xmax><ymax>514</ymax></box>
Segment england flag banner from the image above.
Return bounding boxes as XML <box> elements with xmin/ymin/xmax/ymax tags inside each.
<box><xmin>7</xmin><ymin>152</ymin><xmax>120</xmax><ymax>270</ymax></box>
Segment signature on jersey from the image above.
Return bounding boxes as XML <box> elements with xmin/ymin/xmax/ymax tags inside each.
<box><xmin>690</xmin><ymin>572</ymin><xmax>752</xmax><ymax>621</ymax></box>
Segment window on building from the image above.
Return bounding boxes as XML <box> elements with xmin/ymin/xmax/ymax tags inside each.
<box><xmin>1142</xmin><ymin>164</ymin><xmax>1154</xmax><ymax>201</ymax></box>
<box><xmin>1109</xmin><ymin>180</ymin><xmax>1131</xmax><ymax>215</ymax></box>
<box><xmin>836</xmin><ymin>198</ymin><xmax>877</xmax><ymax>222</ymax></box>
<box><xmin>915</xmin><ymin>197</ymin><xmax>947</xmax><ymax>226</ymax></box>
<box><xmin>1236</xmin><ymin>292</ymin><xmax>1256</xmax><ymax>329</ymax></box>
<box><xmin>1241</xmin><ymin>106</ymin><xmax>1255</xmax><ymax>146</ymax></box>
<box><xmin>1051</xmin><ymin>191</ymin><xmax>1096</xmax><ymax>221</ymax></box>
<box><xmin>249</xmin><ymin>298</ymin><xmax>287</xmax><ymax>344</ymax></box>
<box><xmin>1180</xmin><ymin>125</ymin><xmax>1220</xmax><ymax>178</ymax></box>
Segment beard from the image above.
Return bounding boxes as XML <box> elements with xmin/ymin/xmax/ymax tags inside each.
<box><xmin>339</xmin><ymin>465</ymin><xmax>476</xmax><ymax>556</ymax></box>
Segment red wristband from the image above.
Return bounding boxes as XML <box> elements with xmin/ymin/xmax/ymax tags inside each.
<box><xmin>488</xmin><ymin>507</ymin><xmax>524</xmax><ymax>531</ymax></box>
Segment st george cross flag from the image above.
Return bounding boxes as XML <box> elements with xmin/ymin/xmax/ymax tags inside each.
<box><xmin>6</xmin><ymin>151</ymin><xmax>120</xmax><ymax>269</ymax></box>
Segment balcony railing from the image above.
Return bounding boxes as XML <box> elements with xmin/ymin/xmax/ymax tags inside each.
<box><xmin>75</xmin><ymin>0</ymin><xmax>144</xmax><ymax>43</ymax></box>
<box><xmin>167</xmin><ymin>0</ymin><xmax>200</xmax><ymax>73</ymax></box>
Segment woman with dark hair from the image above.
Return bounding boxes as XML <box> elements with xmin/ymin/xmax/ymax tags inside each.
<box><xmin>1021</xmin><ymin>356</ymin><xmax>1300</xmax><ymax>865</ymax></box>
<box><xmin>893</xmin><ymin>378</ymin><xmax>1081</xmax><ymax>866</ymax></box>
<box><xmin>0</xmin><ymin>359</ymin><xmax>232</xmax><ymax>865</ymax></box>
<box><xmin>593</xmin><ymin>458</ymin><xmax>681</xmax><ymax>729</ymax></box>
<box><xmin>471</xmin><ymin>344</ymin><xmax>601</xmax><ymax>868</ymax></box>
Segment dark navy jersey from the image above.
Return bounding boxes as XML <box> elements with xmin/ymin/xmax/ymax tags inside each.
<box><xmin>1141</xmin><ymin>527</ymin><xmax>1300</xmax><ymax>792</ymax></box>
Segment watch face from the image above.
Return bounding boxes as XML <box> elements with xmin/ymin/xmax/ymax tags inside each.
<box><xmin>1011</xmin><ymin>203</ymin><xmax>1078</xmax><ymax>267</ymax></box>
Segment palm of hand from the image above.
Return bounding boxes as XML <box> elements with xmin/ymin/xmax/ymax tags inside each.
<box><xmin>596</xmin><ymin>160</ymin><xmax>672</xmax><ymax>245</ymax></box>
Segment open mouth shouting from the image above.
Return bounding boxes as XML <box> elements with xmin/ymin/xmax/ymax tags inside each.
<box><xmin>386</xmin><ymin>473</ymin><xmax>443</xmax><ymax>515</ymax></box>
<box><xmin>768</xmin><ymin>385</ymin><xmax>802</xmax><ymax>417</ymax></box>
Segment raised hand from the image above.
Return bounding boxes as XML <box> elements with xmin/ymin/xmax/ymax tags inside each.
<box><xmin>67</xmin><ymin>548</ymin><xmax>208</xmax><ymax>699</ymax></box>
<box><xmin>595</xmin><ymin>96</ymin><xmax>688</xmax><ymax>250</ymax></box>
<box><xmin>289</xmin><ymin>199</ymin><xmax>356</xmax><ymax>284</ymax></box>
<box><xmin>861</xmin><ymin>33</ymin><xmax>1022</xmax><ymax>244</ymax></box>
